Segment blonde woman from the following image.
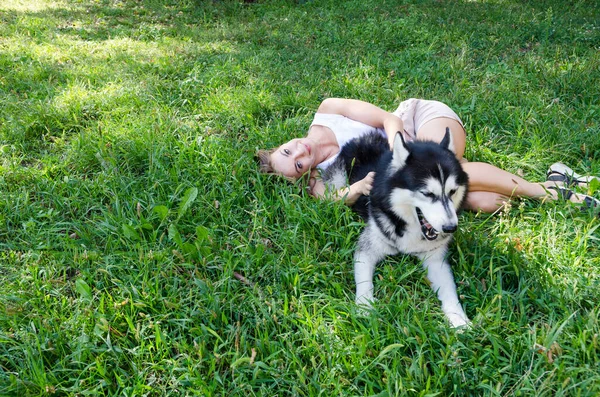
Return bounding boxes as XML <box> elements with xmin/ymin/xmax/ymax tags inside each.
<box><xmin>257</xmin><ymin>97</ymin><xmax>599</xmax><ymax>213</ymax></box>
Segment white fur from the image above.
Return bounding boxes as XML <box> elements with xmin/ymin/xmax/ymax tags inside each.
<box><xmin>329</xmin><ymin>171</ymin><xmax>347</xmax><ymax>190</ymax></box>
<box><xmin>389</xmin><ymin>180</ymin><xmax>460</xmax><ymax>235</ymax></box>
<box><xmin>418</xmin><ymin>248</ymin><xmax>469</xmax><ymax>327</ymax></box>
<box><xmin>444</xmin><ymin>128</ymin><xmax>456</xmax><ymax>154</ymax></box>
<box><xmin>424</xmin><ymin>177</ymin><xmax>443</xmax><ymax>197</ymax></box>
<box><xmin>355</xmin><ymin>162</ymin><xmax>469</xmax><ymax>328</ymax></box>
<box><xmin>389</xmin><ymin>133</ymin><xmax>409</xmax><ymax>174</ymax></box>
<box><xmin>355</xmin><ymin>220</ymin><xmax>469</xmax><ymax>327</ymax></box>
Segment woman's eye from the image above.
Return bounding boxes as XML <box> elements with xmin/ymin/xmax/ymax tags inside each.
<box><xmin>283</xmin><ymin>149</ymin><xmax>291</xmax><ymax>155</ymax></box>
<box><xmin>296</xmin><ymin>161</ymin><xmax>303</xmax><ymax>169</ymax></box>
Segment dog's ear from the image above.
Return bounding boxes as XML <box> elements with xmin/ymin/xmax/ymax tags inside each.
<box><xmin>391</xmin><ymin>131</ymin><xmax>410</xmax><ymax>170</ymax></box>
<box><xmin>440</xmin><ymin>127</ymin><xmax>455</xmax><ymax>153</ymax></box>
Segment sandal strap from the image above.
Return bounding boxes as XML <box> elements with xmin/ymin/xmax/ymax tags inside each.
<box><xmin>582</xmin><ymin>195</ymin><xmax>600</xmax><ymax>210</ymax></box>
<box><xmin>546</xmin><ymin>172</ymin><xmax>577</xmax><ymax>187</ymax></box>
<box><xmin>547</xmin><ymin>163</ymin><xmax>599</xmax><ymax>187</ymax></box>
<box><xmin>547</xmin><ymin>186</ymin><xmax>574</xmax><ymax>200</ymax></box>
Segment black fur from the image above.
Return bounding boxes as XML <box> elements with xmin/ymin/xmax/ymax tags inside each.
<box><xmin>327</xmin><ymin>131</ymin><xmax>468</xmax><ymax>222</ymax></box>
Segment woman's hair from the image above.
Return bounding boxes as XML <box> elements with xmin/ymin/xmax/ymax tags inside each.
<box><xmin>256</xmin><ymin>147</ymin><xmax>304</xmax><ymax>184</ymax></box>
<box><xmin>256</xmin><ymin>148</ymin><xmax>276</xmax><ymax>174</ymax></box>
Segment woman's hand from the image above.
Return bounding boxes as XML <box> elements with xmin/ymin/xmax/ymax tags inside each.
<box><xmin>309</xmin><ymin>171</ymin><xmax>376</xmax><ymax>205</ymax></box>
<box><xmin>341</xmin><ymin>172</ymin><xmax>376</xmax><ymax>205</ymax></box>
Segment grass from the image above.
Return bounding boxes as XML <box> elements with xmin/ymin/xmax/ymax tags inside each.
<box><xmin>0</xmin><ymin>0</ymin><xmax>599</xmax><ymax>395</ymax></box>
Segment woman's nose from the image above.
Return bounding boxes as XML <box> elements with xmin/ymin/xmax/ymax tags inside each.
<box><xmin>297</xmin><ymin>143</ymin><xmax>308</xmax><ymax>156</ymax></box>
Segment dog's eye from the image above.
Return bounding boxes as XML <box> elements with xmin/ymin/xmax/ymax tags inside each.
<box><xmin>422</xmin><ymin>192</ymin><xmax>436</xmax><ymax>199</ymax></box>
<box><xmin>448</xmin><ymin>189</ymin><xmax>457</xmax><ymax>196</ymax></box>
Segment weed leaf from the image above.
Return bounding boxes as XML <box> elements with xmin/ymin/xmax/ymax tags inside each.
<box><xmin>177</xmin><ymin>187</ymin><xmax>198</xmax><ymax>220</ymax></box>
<box><xmin>122</xmin><ymin>224</ymin><xmax>140</xmax><ymax>240</ymax></box>
<box><xmin>75</xmin><ymin>278</ymin><xmax>92</xmax><ymax>301</ymax></box>
<box><xmin>196</xmin><ymin>225</ymin><xmax>210</xmax><ymax>242</ymax></box>
<box><xmin>588</xmin><ymin>178</ymin><xmax>599</xmax><ymax>195</ymax></box>
<box><xmin>168</xmin><ymin>223</ymin><xmax>183</xmax><ymax>247</ymax></box>
<box><xmin>152</xmin><ymin>205</ymin><xmax>169</xmax><ymax>221</ymax></box>
<box><xmin>230</xmin><ymin>357</ymin><xmax>251</xmax><ymax>369</ymax></box>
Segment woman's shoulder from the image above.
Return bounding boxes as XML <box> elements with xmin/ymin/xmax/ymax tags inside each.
<box><xmin>311</xmin><ymin>112</ymin><xmax>346</xmax><ymax>126</ymax></box>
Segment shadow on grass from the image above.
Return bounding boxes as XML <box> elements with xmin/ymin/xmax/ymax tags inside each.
<box><xmin>0</xmin><ymin>1</ymin><xmax>599</xmax><ymax>394</ymax></box>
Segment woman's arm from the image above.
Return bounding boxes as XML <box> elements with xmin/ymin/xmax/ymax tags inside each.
<box><xmin>317</xmin><ymin>98</ymin><xmax>404</xmax><ymax>148</ymax></box>
<box><xmin>309</xmin><ymin>172</ymin><xmax>375</xmax><ymax>206</ymax></box>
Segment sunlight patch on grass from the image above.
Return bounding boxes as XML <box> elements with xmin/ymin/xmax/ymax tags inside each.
<box><xmin>0</xmin><ymin>0</ymin><xmax>64</xmax><ymax>11</ymax></box>
<box><xmin>3</xmin><ymin>34</ymin><xmax>226</xmax><ymax>71</ymax></box>
<box><xmin>93</xmin><ymin>37</ymin><xmax>164</xmax><ymax>59</ymax></box>
<box><xmin>48</xmin><ymin>36</ymin><xmax>174</xmax><ymax>65</ymax></box>
<box><xmin>196</xmin><ymin>40</ymin><xmax>238</xmax><ymax>55</ymax></box>
<box><xmin>1</xmin><ymin>38</ymin><xmax>74</xmax><ymax>65</ymax></box>
<box><xmin>52</xmin><ymin>81</ymin><xmax>133</xmax><ymax>113</ymax></box>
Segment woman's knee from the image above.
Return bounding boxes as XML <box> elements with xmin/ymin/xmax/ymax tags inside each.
<box><xmin>465</xmin><ymin>191</ymin><xmax>507</xmax><ymax>213</ymax></box>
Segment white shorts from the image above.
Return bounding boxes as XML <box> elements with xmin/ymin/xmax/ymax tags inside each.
<box><xmin>393</xmin><ymin>98</ymin><xmax>464</xmax><ymax>141</ymax></box>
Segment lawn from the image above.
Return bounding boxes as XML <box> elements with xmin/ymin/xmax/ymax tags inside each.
<box><xmin>0</xmin><ymin>0</ymin><xmax>599</xmax><ymax>395</ymax></box>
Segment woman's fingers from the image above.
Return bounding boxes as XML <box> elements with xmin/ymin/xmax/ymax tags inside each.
<box><xmin>363</xmin><ymin>172</ymin><xmax>376</xmax><ymax>195</ymax></box>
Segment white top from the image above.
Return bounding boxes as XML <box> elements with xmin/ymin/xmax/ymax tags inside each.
<box><xmin>309</xmin><ymin>99</ymin><xmax>464</xmax><ymax>172</ymax></box>
<box><xmin>310</xmin><ymin>113</ymin><xmax>386</xmax><ymax>170</ymax></box>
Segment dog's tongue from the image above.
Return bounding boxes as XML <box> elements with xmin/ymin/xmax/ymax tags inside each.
<box><xmin>421</xmin><ymin>221</ymin><xmax>438</xmax><ymax>240</ymax></box>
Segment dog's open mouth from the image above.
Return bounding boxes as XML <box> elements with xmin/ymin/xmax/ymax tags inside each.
<box><xmin>416</xmin><ymin>208</ymin><xmax>439</xmax><ymax>241</ymax></box>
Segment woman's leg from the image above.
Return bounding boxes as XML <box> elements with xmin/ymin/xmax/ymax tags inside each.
<box><xmin>463</xmin><ymin>161</ymin><xmax>590</xmax><ymax>212</ymax></box>
<box><xmin>463</xmin><ymin>162</ymin><xmax>549</xmax><ymax>198</ymax></box>
<box><xmin>465</xmin><ymin>191</ymin><xmax>508</xmax><ymax>213</ymax></box>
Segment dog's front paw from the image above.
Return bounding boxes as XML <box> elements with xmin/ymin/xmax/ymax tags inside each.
<box><xmin>355</xmin><ymin>293</ymin><xmax>375</xmax><ymax>308</ymax></box>
<box><xmin>355</xmin><ymin>293</ymin><xmax>376</xmax><ymax>317</ymax></box>
<box><xmin>442</xmin><ymin>302</ymin><xmax>470</xmax><ymax>328</ymax></box>
<box><xmin>446</xmin><ymin>312</ymin><xmax>471</xmax><ymax>329</ymax></box>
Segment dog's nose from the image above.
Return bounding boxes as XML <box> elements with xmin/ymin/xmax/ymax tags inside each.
<box><xmin>442</xmin><ymin>224</ymin><xmax>457</xmax><ymax>233</ymax></box>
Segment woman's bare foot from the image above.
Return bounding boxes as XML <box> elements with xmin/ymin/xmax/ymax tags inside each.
<box><xmin>544</xmin><ymin>184</ymin><xmax>600</xmax><ymax>210</ymax></box>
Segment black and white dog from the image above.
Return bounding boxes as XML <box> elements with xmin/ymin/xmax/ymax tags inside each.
<box><xmin>322</xmin><ymin>129</ymin><xmax>470</xmax><ymax>327</ymax></box>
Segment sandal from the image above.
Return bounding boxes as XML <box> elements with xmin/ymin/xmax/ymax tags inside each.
<box><xmin>548</xmin><ymin>186</ymin><xmax>600</xmax><ymax>213</ymax></box>
<box><xmin>547</xmin><ymin>162</ymin><xmax>599</xmax><ymax>187</ymax></box>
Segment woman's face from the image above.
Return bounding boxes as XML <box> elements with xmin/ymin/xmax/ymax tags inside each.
<box><xmin>270</xmin><ymin>138</ymin><xmax>316</xmax><ymax>179</ymax></box>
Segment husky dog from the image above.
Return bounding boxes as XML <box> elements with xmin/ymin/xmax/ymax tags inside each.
<box><xmin>322</xmin><ymin>129</ymin><xmax>470</xmax><ymax>327</ymax></box>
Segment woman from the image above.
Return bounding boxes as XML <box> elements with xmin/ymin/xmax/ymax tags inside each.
<box><xmin>257</xmin><ymin>98</ymin><xmax>599</xmax><ymax>213</ymax></box>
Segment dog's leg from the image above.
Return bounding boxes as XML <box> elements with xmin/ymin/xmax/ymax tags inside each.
<box><xmin>420</xmin><ymin>248</ymin><xmax>470</xmax><ymax>328</ymax></box>
<box><xmin>354</xmin><ymin>228</ymin><xmax>390</xmax><ymax>308</ymax></box>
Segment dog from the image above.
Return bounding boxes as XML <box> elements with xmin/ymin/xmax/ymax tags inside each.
<box><xmin>321</xmin><ymin>129</ymin><xmax>470</xmax><ymax>327</ymax></box>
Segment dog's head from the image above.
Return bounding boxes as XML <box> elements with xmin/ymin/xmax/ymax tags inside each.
<box><xmin>386</xmin><ymin>129</ymin><xmax>468</xmax><ymax>241</ymax></box>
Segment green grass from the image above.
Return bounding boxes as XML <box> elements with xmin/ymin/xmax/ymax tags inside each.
<box><xmin>0</xmin><ymin>0</ymin><xmax>599</xmax><ymax>395</ymax></box>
